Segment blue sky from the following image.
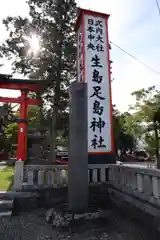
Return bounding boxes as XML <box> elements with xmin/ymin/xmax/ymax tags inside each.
<box><xmin>0</xmin><ymin>0</ymin><xmax>160</xmax><ymax>112</ymax></box>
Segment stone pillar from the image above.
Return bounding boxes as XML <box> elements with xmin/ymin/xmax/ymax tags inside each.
<box><xmin>13</xmin><ymin>160</ymin><xmax>24</xmax><ymax>191</ymax></box>
<box><xmin>68</xmin><ymin>81</ymin><xmax>88</xmax><ymax>212</ymax></box>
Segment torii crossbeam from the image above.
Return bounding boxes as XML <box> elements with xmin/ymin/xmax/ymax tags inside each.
<box><xmin>0</xmin><ymin>74</ymin><xmax>48</xmax><ymax>161</ymax></box>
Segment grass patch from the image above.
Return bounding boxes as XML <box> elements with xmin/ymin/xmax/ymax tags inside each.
<box><xmin>0</xmin><ymin>167</ymin><xmax>14</xmax><ymax>191</ymax></box>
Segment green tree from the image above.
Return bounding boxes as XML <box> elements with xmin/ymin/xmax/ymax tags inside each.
<box><xmin>144</xmin><ymin>132</ymin><xmax>158</xmax><ymax>156</ymax></box>
<box><xmin>0</xmin><ymin>103</ymin><xmax>15</xmax><ymax>123</ymax></box>
<box><xmin>131</xmin><ymin>86</ymin><xmax>160</xmax><ymax>123</ymax></box>
<box><xmin>4</xmin><ymin>123</ymin><xmax>18</xmax><ymax>145</ymax></box>
<box><xmin>0</xmin><ymin>0</ymin><xmax>77</xmax><ymax>162</ymax></box>
<box><xmin>27</xmin><ymin>105</ymin><xmax>40</xmax><ymax>128</ymax></box>
<box><xmin>131</xmin><ymin>86</ymin><xmax>160</xmax><ymax>166</ymax></box>
<box><xmin>112</xmin><ymin>106</ymin><xmax>136</xmax><ymax>158</ymax></box>
<box><xmin>122</xmin><ymin>112</ymin><xmax>143</xmax><ymax>146</ymax></box>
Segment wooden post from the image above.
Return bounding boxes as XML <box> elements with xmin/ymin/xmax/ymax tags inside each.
<box><xmin>17</xmin><ymin>91</ymin><xmax>28</xmax><ymax>161</ymax></box>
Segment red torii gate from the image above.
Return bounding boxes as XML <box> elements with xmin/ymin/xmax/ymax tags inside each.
<box><xmin>0</xmin><ymin>74</ymin><xmax>47</xmax><ymax>161</ymax></box>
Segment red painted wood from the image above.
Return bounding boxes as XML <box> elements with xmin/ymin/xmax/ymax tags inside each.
<box><xmin>27</xmin><ymin>99</ymin><xmax>41</xmax><ymax>105</ymax></box>
<box><xmin>0</xmin><ymin>83</ymin><xmax>40</xmax><ymax>91</ymax></box>
<box><xmin>16</xmin><ymin>91</ymin><xmax>28</xmax><ymax>161</ymax></box>
<box><xmin>0</xmin><ymin>97</ymin><xmax>40</xmax><ymax>105</ymax></box>
<box><xmin>0</xmin><ymin>97</ymin><xmax>21</xmax><ymax>103</ymax></box>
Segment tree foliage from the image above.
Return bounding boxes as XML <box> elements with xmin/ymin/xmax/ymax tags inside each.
<box><xmin>131</xmin><ymin>86</ymin><xmax>160</xmax><ymax>123</ymax></box>
<box><xmin>131</xmin><ymin>86</ymin><xmax>160</xmax><ymax>155</ymax></box>
<box><xmin>0</xmin><ymin>0</ymin><xmax>77</xmax><ymax>150</ymax></box>
<box><xmin>112</xmin><ymin>105</ymin><xmax>136</xmax><ymax>157</ymax></box>
<box><xmin>4</xmin><ymin>123</ymin><xmax>18</xmax><ymax>144</ymax></box>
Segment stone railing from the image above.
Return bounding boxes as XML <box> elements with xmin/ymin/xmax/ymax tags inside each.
<box><xmin>88</xmin><ymin>164</ymin><xmax>108</xmax><ymax>184</ymax></box>
<box><xmin>13</xmin><ymin>161</ymin><xmax>109</xmax><ymax>191</ymax></box>
<box><xmin>108</xmin><ymin>165</ymin><xmax>160</xmax><ymax>207</ymax></box>
<box><xmin>120</xmin><ymin>162</ymin><xmax>156</xmax><ymax>169</ymax></box>
<box><xmin>23</xmin><ymin>164</ymin><xmax>68</xmax><ymax>189</ymax></box>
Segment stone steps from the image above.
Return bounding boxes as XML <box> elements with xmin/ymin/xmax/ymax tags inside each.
<box><xmin>0</xmin><ymin>210</ymin><xmax>12</xmax><ymax>217</ymax></box>
<box><xmin>0</xmin><ymin>199</ymin><xmax>13</xmax><ymax>209</ymax></box>
<box><xmin>0</xmin><ymin>192</ymin><xmax>14</xmax><ymax>218</ymax></box>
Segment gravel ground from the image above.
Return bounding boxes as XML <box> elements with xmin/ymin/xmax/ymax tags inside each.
<box><xmin>0</xmin><ymin>209</ymin><xmax>159</xmax><ymax>240</ymax></box>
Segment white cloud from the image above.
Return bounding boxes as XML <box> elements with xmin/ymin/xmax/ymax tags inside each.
<box><xmin>112</xmin><ymin>50</ymin><xmax>160</xmax><ymax>112</ymax></box>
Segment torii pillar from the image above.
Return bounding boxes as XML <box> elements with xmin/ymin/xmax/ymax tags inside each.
<box><xmin>16</xmin><ymin>90</ymin><xmax>28</xmax><ymax>161</ymax></box>
<box><xmin>0</xmin><ymin>75</ymin><xmax>47</xmax><ymax>161</ymax></box>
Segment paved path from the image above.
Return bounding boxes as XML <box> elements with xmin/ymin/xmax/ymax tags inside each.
<box><xmin>0</xmin><ymin>209</ymin><xmax>159</xmax><ymax>240</ymax></box>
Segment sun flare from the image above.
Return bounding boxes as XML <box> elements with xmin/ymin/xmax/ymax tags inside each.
<box><xmin>24</xmin><ymin>34</ymin><xmax>40</xmax><ymax>56</ymax></box>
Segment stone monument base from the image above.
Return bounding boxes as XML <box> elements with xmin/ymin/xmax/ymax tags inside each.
<box><xmin>45</xmin><ymin>205</ymin><xmax>108</xmax><ymax>228</ymax></box>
